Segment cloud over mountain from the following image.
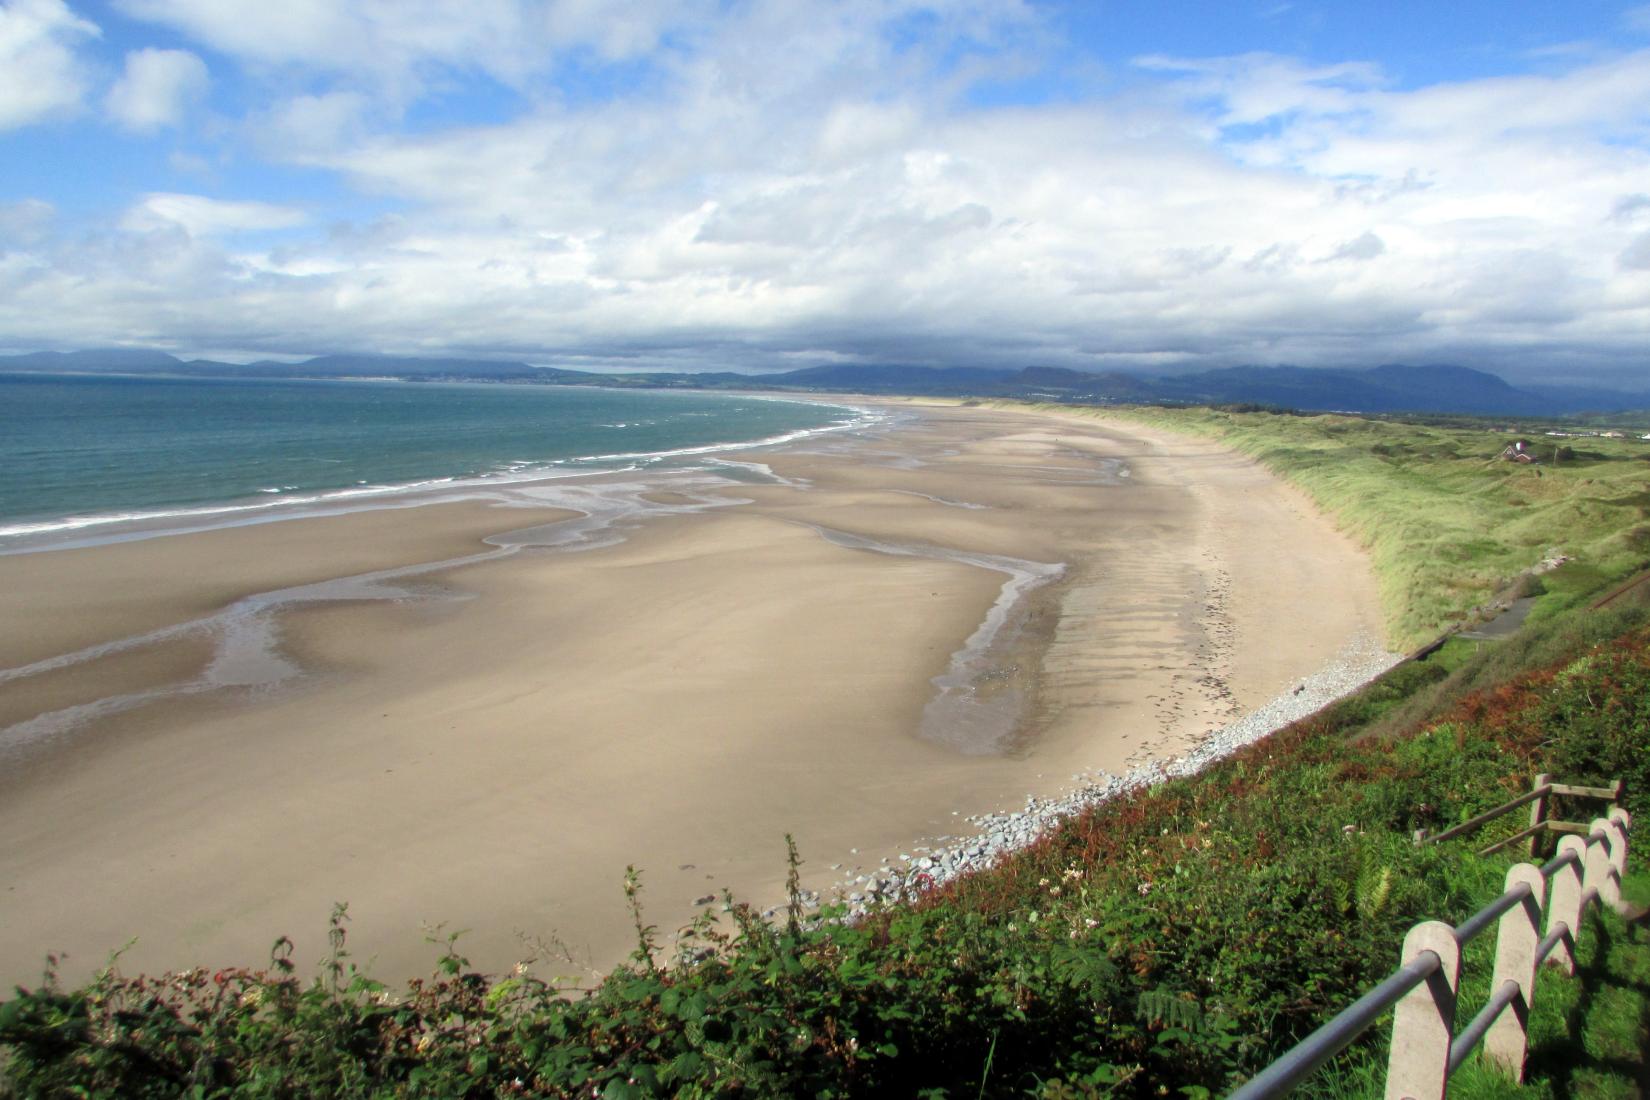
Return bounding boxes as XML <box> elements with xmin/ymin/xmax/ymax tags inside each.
<box><xmin>0</xmin><ymin>1</ymin><xmax>1646</xmax><ymax>384</ymax></box>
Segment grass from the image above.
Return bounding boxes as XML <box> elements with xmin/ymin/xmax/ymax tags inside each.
<box><xmin>1009</xmin><ymin>403</ymin><xmax>1650</xmax><ymax>649</ymax></box>
<box><xmin>1300</xmin><ymin>872</ymin><xmax>1650</xmax><ymax>1100</ymax></box>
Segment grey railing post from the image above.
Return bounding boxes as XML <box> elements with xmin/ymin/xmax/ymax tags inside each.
<box><xmin>1603</xmin><ymin>813</ymin><xmax>1630</xmax><ymax>913</ymax></box>
<box><xmin>1484</xmin><ymin>865</ymin><xmax>1543</xmax><ymax>1080</ymax></box>
<box><xmin>1545</xmin><ymin>836</ymin><xmax>1586</xmax><ymax>975</ymax></box>
<box><xmin>1528</xmin><ymin>773</ymin><xmax>1551</xmax><ymax>859</ymax></box>
<box><xmin>1589</xmin><ymin>817</ymin><xmax>1622</xmax><ymax>912</ymax></box>
<box><xmin>1386</xmin><ymin>921</ymin><xmax>1460</xmax><ymax>1100</ymax></box>
<box><xmin>1607</xmin><ymin>807</ymin><xmax>1631</xmax><ymax>871</ymax></box>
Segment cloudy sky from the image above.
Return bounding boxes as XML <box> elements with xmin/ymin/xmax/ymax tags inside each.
<box><xmin>1</xmin><ymin>1</ymin><xmax>1648</xmax><ymax>383</ymax></box>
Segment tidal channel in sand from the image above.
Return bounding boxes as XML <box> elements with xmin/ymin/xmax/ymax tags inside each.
<box><xmin>0</xmin><ymin>403</ymin><xmax>1384</xmax><ymax>989</ymax></box>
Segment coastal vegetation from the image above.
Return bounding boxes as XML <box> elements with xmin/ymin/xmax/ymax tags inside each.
<box><xmin>1050</xmin><ymin>404</ymin><xmax>1650</xmax><ymax>649</ymax></box>
<box><xmin>5</xmin><ymin>405</ymin><xmax>1649</xmax><ymax>1098</ymax></box>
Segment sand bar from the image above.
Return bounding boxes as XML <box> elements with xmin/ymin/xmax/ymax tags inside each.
<box><xmin>0</xmin><ymin>403</ymin><xmax>1383</xmax><ymax>989</ymax></box>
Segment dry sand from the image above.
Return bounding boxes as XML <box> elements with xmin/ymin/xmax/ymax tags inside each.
<box><xmin>0</xmin><ymin>403</ymin><xmax>1383</xmax><ymax>989</ymax></box>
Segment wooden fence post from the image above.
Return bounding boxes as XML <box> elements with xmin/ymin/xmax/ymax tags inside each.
<box><xmin>1545</xmin><ymin>836</ymin><xmax>1586</xmax><ymax>975</ymax></box>
<box><xmin>1528</xmin><ymin>773</ymin><xmax>1551</xmax><ymax>859</ymax></box>
<box><xmin>1485</xmin><ymin>864</ymin><xmax>1544</xmax><ymax>1080</ymax></box>
<box><xmin>1386</xmin><ymin>921</ymin><xmax>1460</xmax><ymax>1100</ymax></box>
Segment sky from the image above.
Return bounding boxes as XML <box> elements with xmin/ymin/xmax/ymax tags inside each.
<box><xmin>1</xmin><ymin>1</ymin><xmax>1648</xmax><ymax>384</ymax></box>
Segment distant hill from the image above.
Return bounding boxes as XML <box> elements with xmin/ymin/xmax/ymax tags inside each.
<box><xmin>1149</xmin><ymin>363</ymin><xmax>1544</xmax><ymax>415</ymax></box>
<box><xmin>3</xmin><ymin>348</ymin><xmax>186</xmax><ymax>372</ymax></box>
<box><xmin>750</xmin><ymin>361</ymin><xmax>1650</xmax><ymax>415</ymax></box>
<box><xmin>3</xmin><ymin>349</ymin><xmax>1646</xmax><ymax>417</ymax></box>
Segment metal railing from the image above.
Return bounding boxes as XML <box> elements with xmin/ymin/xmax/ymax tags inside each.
<box><xmin>1227</xmin><ymin>805</ymin><xmax>1631</xmax><ymax>1100</ymax></box>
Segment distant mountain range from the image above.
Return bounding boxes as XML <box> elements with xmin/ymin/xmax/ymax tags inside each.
<box><xmin>3</xmin><ymin>349</ymin><xmax>1647</xmax><ymax>417</ymax></box>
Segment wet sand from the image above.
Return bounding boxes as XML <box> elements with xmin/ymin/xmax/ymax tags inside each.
<box><xmin>0</xmin><ymin>403</ymin><xmax>1383</xmax><ymax>988</ymax></box>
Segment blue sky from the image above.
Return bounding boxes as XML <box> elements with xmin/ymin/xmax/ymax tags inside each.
<box><xmin>1</xmin><ymin>1</ymin><xmax>1647</xmax><ymax>383</ymax></box>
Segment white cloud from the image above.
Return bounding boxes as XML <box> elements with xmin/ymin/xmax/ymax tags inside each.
<box><xmin>110</xmin><ymin>0</ymin><xmax>712</xmax><ymax>93</ymax></box>
<box><xmin>540</xmin><ymin>0</ymin><xmax>706</xmax><ymax>60</ymax></box>
<box><xmin>1622</xmin><ymin>233</ymin><xmax>1650</xmax><ymax>271</ymax></box>
<box><xmin>0</xmin><ymin>198</ymin><xmax>54</xmax><ymax>246</ymax></box>
<box><xmin>113</xmin><ymin>0</ymin><xmax>1035</xmax><ymax>103</ymax></box>
<box><xmin>1324</xmin><ymin>231</ymin><xmax>1386</xmax><ymax>263</ymax></box>
<box><xmin>0</xmin><ymin>0</ymin><xmax>99</xmax><ymax>130</ymax></box>
<box><xmin>113</xmin><ymin>0</ymin><xmax>374</xmax><ymax>68</ymax></box>
<box><xmin>106</xmin><ymin>48</ymin><xmax>209</xmax><ymax>131</ymax></box>
<box><xmin>122</xmin><ymin>193</ymin><xmax>307</xmax><ymax>236</ymax></box>
<box><xmin>1612</xmin><ymin>193</ymin><xmax>1650</xmax><ymax>222</ymax></box>
<box><xmin>1135</xmin><ymin>52</ymin><xmax>1382</xmax><ymax>126</ymax></box>
<box><xmin>1377</xmin><ymin>52</ymin><xmax>1650</xmax><ymax>137</ymax></box>
<box><xmin>257</xmin><ymin>90</ymin><xmax>371</xmax><ymax>157</ymax></box>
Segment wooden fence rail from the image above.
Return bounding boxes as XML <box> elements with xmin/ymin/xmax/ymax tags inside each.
<box><xmin>1227</xmin><ymin>791</ymin><xmax>1631</xmax><ymax>1100</ymax></box>
<box><xmin>1414</xmin><ymin>772</ymin><xmax>1624</xmax><ymax>857</ymax></box>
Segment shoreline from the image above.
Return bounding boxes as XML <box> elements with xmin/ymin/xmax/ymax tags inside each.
<box><xmin>0</xmin><ymin>402</ymin><xmax>1387</xmax><ymax>988</ymax></box>
<box><xmin>0</xmin><ymin>386</ymin><xmax>878</xmax><ymax>555</ymax></box>
<box><xmin>822</xmin><ymin>628</ymin><xmax>1398</xmax><ymax>915</ymax></box>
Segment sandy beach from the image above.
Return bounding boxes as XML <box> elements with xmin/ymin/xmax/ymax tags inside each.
<box><xmin>0</xmin><ymin>402</ymin><xmax>1384</xmax><ymax>990</ymax></box>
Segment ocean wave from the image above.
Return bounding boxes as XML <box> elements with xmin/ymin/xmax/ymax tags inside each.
<box><xmin>0</xmin><ymin>476</ymin><xmax>465</xmax><ymax>539</ymax></box>
<box><xmin>0</xmin><ymin>401</ymin><xmax>880</xmax><ymax>548</ymax></box>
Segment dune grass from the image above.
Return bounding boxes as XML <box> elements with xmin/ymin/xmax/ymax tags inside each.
<box><xmin>1027</xmin><ymin>404</ymin><xmax>1650</xmax><ymax>650</ymax></box>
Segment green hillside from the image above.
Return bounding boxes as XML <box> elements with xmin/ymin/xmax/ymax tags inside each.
<box><xmin>1057</xmin><ymin>404</ymin><xmax>1650</xmax><ymax>649</ymax></box>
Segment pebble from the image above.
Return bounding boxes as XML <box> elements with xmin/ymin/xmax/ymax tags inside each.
<box><xmin>819</xmin><ymin>634</ymin><xmax>1399</xmax><ymax>920</ymax></box>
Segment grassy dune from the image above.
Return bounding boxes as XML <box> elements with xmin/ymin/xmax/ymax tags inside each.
<box><xmin>1033</xmin><ymin>404</ymin><xmax>1650</xmax><ymax>649</ymax></box>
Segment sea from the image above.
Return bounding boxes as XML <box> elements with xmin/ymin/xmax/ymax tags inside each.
<box><xmin>0</xmin><ymin>372</ymin><xmax>865</xmax><ymax>551</ymax></box>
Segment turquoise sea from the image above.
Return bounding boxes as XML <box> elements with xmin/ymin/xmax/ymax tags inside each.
<box><xmin>0</xmin><ymin>373</ymin><xmax>859</xmax><ymax>547</ymax></box>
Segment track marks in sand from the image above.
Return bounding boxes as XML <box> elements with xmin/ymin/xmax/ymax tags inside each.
<box><xmin>1038</xmin><ymin>546</ymin><xmax>1241</xmax><ymax>770</ymax></box>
